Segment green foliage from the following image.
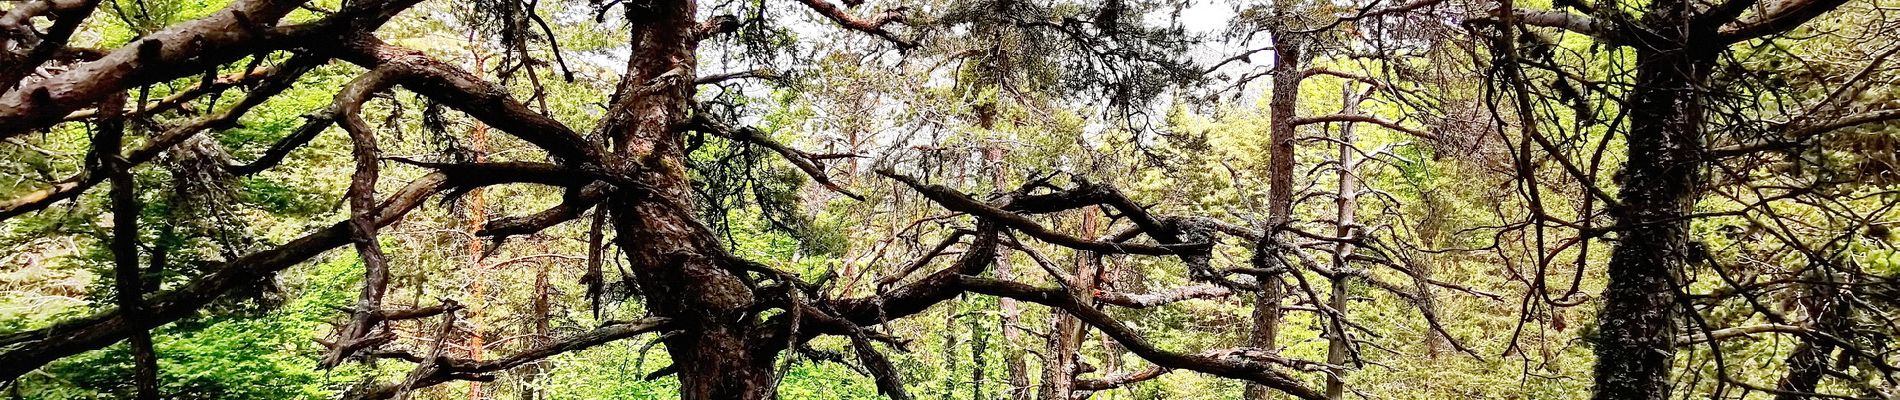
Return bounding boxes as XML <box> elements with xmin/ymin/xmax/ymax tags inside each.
<box><xmin>15</xmin><ymin>257</ymin><xmax>364</xmax><ymax>399</ymax></box>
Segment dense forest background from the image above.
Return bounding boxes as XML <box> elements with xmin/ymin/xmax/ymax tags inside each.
<box><xmin>0</xmin><ymin>0</ymin><xmax>1896</xmax><ymax>398</ymax></box>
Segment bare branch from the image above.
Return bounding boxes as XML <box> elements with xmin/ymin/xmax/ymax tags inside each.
<box><xmin>958</xmin><ymin>276</ymin><xmax>1327</xmax><ymax>400</ymax></box>
<box><xmin>1292</xmin><ymin>114</ymin><xmax>1437</xmax><ymax>141</ymax></box>
<box><xmin>346</xmin><ymin>318</ymin><xmax>672</xmax><ymax>400</ymax></box>
<box><xmin>691</xmin><ymin>114</ymin><xmax>864</xmax><ymax>200</ymax></box>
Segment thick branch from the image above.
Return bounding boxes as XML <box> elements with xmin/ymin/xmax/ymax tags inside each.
<box><xmin>790</xmin><ymin>0</ymin><xmax>915</xmax><ymax>49</ymax></box>
<box><xmin>0</xmin><ymin>56</ymin><xmax>319</xmax><ymax>221</ymax></box>
<box><xmin>1073</xmin><ymin>366</ymin><xmax>1171</xmax><ymax>392</ymax></box>
<box><xmin>0</xmin><ymin>0</ymin><xmax>424</xmax><ymax>138</ymax></box>
<box><xmin>322</xmin><ymin>67</ymin><xmax>401</xmax><ymax>369</ymax></box>
<box><xmin>0</xmin><ymin>174</ymin><xmax>446</xmax><ymax>381</ymax></box>
<box><xmin>1481</xmin><ymin>8</ymin><xmax>1637</xmax><ymax>44</ymax></box>
<box><xmin>1095</xmin><ymin>284</ymin><xmax>1235</xmax><ymax>308</ymax></box>
<box><xmin>477</xmin><ymin>182</ymin><xmax>611</xmax><ymax>238</ymax></box>
<box><xmin>330</xmin><ymin>36</ymin><xmax>596</xmax><ymax>163</ymax></box>
<box><xmin>1718</xmin><ymin>0</ymin><xmax>1853</xmax><ymax>43</ymax></box>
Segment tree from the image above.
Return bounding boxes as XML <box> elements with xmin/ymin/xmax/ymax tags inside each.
<box><xmin>0</xmin><ymin>0</ymin><xmax>1330</xmax><ymax>398</ymax></box>
<box><xmin>3</xmin><ymin>0</ymin><xmax>1897</xmax><ymax>398</ymax></box>
<box><xmin>1481</xmin><ymin>0</ymin><xmax>1900</xmax><ymax>396</ymax></box>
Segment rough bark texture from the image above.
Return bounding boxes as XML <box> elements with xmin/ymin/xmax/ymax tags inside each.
<box><xmin>1589</xmin><ymin>3</ymin><xmax>1712</xmax><ymax>397</ymax></box>
<box><xmin>1039</xmin><ymin>212</ymin><xmax>1100</xmax><ymax>400</ymax></box>
<box><xmin>600</xmin><ymin>1</ymin><xmax>773</xmax><ymax>397</ymax></box>
<box><xmin>979</xmin><ymin>80</ymin><xmax>1032</xmax><ymax>400</ymax></box>
<box><xmin>1247</xmin><ymin>25</ymin><xmax>1307</xmax><ymax>400</ymax></box>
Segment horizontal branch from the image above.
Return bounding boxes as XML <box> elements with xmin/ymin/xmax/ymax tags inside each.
<box><xmin>790</xmin><ymin>0</ymin><xmax>915</xmax><ymax>49</ymax></box>
<box><xmin>1675</xmin><ymin>324</ymin><xmax>1812</xmax><ymax>346</ymax></box>
<box><xmin>477</xmin><ymin>182</ymin><xmax>612</xmax><ymax>238</ymax></box>
<box><xmin>0</xmin><ymin>56</ymin><xmax>319</xmax><ymax>221</ymax></box>
<box><xmin>695</xmin><ymin>69</ymin><xmax>781</xmax><ymax>85</ymax></box>
<box><xmin>826</xmin><ymin>223</ymin><xmax>1000</xmax><ymax>325</ymax></box>
<box><xmin>878</xmin><ymin>170</ymin><xmax>1184</xmax><ymax>255</ymax></box>
<box><xmin>0</xmin><ymin>0</ymin><xmax>424</xmax><ymax>138</ymax></box>
<box><xmin>347</xmin><ymin>318</ymin><xmax>672</xmax><ymax>399</ymax></box>
<box><xmin>1074</xmin><ymin>366</ymin><xmax>1171</xmax><ymax>392</ymax></box>
<box><xmin>331</xmin><ymin>37</ymin><xmax>596</xmax><ymax>163</ymax></box>
<box><xmin>958</xmin><ymin>276</ymin><xmax>1327</xmax><ymax>400</ymax></box>
<box><xmin>59</xmin><ymin>62</ymin><xmax>296</xmax><ymax>121</ymax></box>
<box><xmin>1707</xmin><ymin>109</ymin><xmax>1900</xmax><ymax>157</ymax></box>
<box><xmin>1717</xmin><ymin>0</ymin><xmax>1852</xmax><ymax>43</ymax></box>
<box><xmin>1478</xmin><ymin>8</ymin><xmax>1638</xmax><ymax>45</ymax></box>
<box><xmin>1291</xmin><ymin>114</ymin><xmax>1437</xmax><ymax>141</ymax></box>
<box><xmin>1095</xmin><ymin>284</ymin><xmax>1235</xmax><ymax>308</ymax></box>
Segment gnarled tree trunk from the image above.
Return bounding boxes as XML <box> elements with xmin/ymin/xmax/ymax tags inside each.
<box><xmin>603</xmin><ymin>1</ymin><xmax>774</xmax><ymax>398</ymax></box>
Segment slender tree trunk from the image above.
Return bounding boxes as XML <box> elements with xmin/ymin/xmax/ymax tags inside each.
<box><xmin>1411</xmin><ymin>252</ymin><xmax>1449</xmax><ymax>358</ymax></box>
<box><xmin>1248</xmin><ymin>27</ymin><xmax>1307</xmax><ymax>400</ymax></box>
<box><xmin>938</xmin><ymin>305</ymin><xmax>957</xmax><ymax>398</ymax></box>
<box><xmin>102</xmin><ymin>93</ymin><xmax>159</xmax><ymax>400</ymax></box>
<box><xmin>461</xmin><ymin>27</ymin><xmax>493</xmax><ymax>400</ymax></box>
<box><xmin>1040</xmin><ymin>212</ymin><xmax>1100</xmax><ymax>400</ymax></box>
<box><xmin>463</xmin><ymin>67</ymin><xmax>492</xmax><ymax>400</ymax></box>
<box><xmin>941</xmin><ymin>306</ymin><xmax>960</xmax><ymax>399</ymax></box>
<box><xmin>521</xmin><ymin>254</ymin><xmax>551</xmax><ymax>400</ymax></box>
<box><xmin>981</xmin><ymin>101</ymin><xmax>1032</xmax><ymax>400</ymax></box>
<box><xmin>1589</xmin><ymin>9</ymin><xmax>1711</xmax><ymax>397</ymax></box>
<box><xmin>605</xmin><ymin>2</ymin><xmax>774</xmax><ymax>398</ymax></box>
<box><xmin>971</xmin><ymin>308</ymin><xmax>988</xmax><ymax>400</ymax></box>
<box><xmin>1408</xmin><ymin>200</ymin><xmax>1450</xmax><ymax>357</ymax></box>
<box><xmin>1097</xmin><ymin>257</ymin><xmax>1124</xmax><ymax>378</ymax></box>
<box><xmin>1323</xmin><ymin>86</ymin><xmax>1359</xmax><ymax>400</ymax></box>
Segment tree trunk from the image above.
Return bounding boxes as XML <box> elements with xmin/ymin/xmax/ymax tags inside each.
<box><xmin>1247</xmin><ymin>26</ymin><xmax>1307</xmax><ymax>400</ymax></box>
<box><xmin>971</xmin><ymin>308</ymin><xmax>988</xmax><ymax>400</ymax></box>
<box><xmin>521</xmin><ymin>253</ymin><xmax>551</xmax><ymax>400</ymax></box>
<box><xmin>980</xmin><ymin>96</ymin><xmax>1032</xmax><ymax>400</ymax></box>
<box><xmin>1323</xmin><ymin>85</ymin><xmax>1358</xmax><ymax>400</ymax></box>
<box><xmin>1589</xmin><ymin>12</ymin><xmax>1711</xmax><ymax>398</ymax></box>
<box><xmin>1039</xmin><ymin>212</ymin><xmax>1100</xmax><ymax>400</ymax></box>
<box><xmin>102</xmin><ymin>93</ymin><xmax>160</xmax><ymax>400</ymax></box>
<box><xmin>462</xmin><ymin>28</ymin><xmax>493</xmax><ymax>400</ymax></box>
<box><xmin>604</xmin><ymin>1</ymin><xmax>774</xmax><ymax>398</ymax></box>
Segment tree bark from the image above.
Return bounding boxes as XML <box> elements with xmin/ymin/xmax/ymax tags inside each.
<box><xmin>1039</xmin><ymin>212</ymin><xmax>1100</xmax><ymax>400</ymax></box>
<box><xmin>980</xmin><ymin>82</ymin><xmax>1032</xmax><ymax>400</ymax></box>
<box><xmin>1248</xmin><ymin>24</ymin><xmax>1307</xmax><ymax>400</ymax></box>
<box><xmin>601</xmin><ymin>1</ymin><xmax>773</xmax><ymax>398</ymax></box>
<box><xmin>521</xmin><ymin>256</ymin><xmax>550</xmax><ymax>400</ymax></box>
<box><xmin>100</xmin><ymin>92</ymin><xmax>160</xmax><ymax>400</ymax></box>
<box><xmin>1589</xmin><ymin>7</ymin><xmax>1712</xmax><ymax>398</ymax></box>
<box><xmin>462</xmin><ymin>30</ymin><xmax>493</xmax><ymax>400</ymax></box>
<box><xmin>1323</xmin><ymin>85</ymin><xmax>1359</xmax><ymax>400</ymax></box>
